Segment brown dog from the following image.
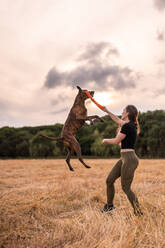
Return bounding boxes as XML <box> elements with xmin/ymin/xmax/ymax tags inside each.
<box><xmin>40</xmin><ymin>86</ymin><xmax>104</xmax><ymax>171</ymax></box>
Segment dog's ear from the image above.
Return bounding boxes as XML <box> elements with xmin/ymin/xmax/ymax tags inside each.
<box><xmin>77</xmin><ymin>86</ymin><xmax>82</xmax><ymax>92</ymax></box>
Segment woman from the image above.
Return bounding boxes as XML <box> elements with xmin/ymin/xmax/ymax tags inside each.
<box><xmin>101</xmin><ymin>105</ymin><xmax>143</xmax><ymax>216</ymax></box>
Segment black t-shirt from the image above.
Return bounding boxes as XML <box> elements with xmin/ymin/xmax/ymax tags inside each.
<box><xmin>120</xmin><ymin>122</ymin><xmax>137</xmax><ymax>149</ymax></box>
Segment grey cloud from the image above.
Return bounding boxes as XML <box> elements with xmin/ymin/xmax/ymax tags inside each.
<box><xmin>155</xmin><ymin>88</ymin><xmax>165</xmax><ymax>96</ymax></box>
<box><xmin>45</xmin><ymin>68</ymin><xmax>65</xmax><ymax>88</ymax></box>
<box><xmin>50</xmin><ymin>108</ymin><xmax>68</xmax><ymax>115</ymax></box>
<box><xmin>51</xmin><ymin>95</ymin><xmax>69</xmax><ymax>105</ymax></box>
<box><xmin>157</xmin><ymin>31</ymin><xmax>165</xmax><ymax>41</ymax></box>
<box><xmin>50</xmin><ymin>91</ymin><xmax>75</xmax><ymax>106</ymax></box>
<box><xmin>154</xmin><ymin>0</ymin><xmax>165</xmax><ymax>11</ymax></box>
<box><xmin>77</xmin><ymin>42</ymin><xmax>119</xmax><ymax>62</ymax></box>
<box><xmin>158</xmin><ymin>58</ymin><xmax>165</xmax><ymax>64</ymax></box>
<box><xmin>44</xmin><ymin>42</ymin><xmax>138</xmax><ymax>92</ymax></box>
<box><xmin>44</xmin><ymin>64</ymin><xmax>136</xmax><ymax>91</ymax></box>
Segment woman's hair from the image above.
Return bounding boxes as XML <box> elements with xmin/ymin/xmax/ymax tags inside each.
<box><xmin>126</xmin><ymin>105</ymin><xmax>140</xmax><ymax>134</ymax></box>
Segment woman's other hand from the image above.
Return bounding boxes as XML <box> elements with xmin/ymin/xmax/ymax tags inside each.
<box><xmin>101</xmin><ymin>139</ymin><xmax>107</xmax><ymax>144</ymax></box>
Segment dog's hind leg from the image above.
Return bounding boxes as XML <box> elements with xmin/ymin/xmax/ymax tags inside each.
<box><xmin>71</xmin><ymin>137</ymin><xmax>91</xmax><ymax>169</ymax></box>
<box><xmin>66</xmin><ymin>147</ymin><xmax>74</xmax><ymax>172</ymax></box>
<box><xmin>79</xmin><ymin>157</ymin><xmax>91</xmax><ymax>169</ymax></box>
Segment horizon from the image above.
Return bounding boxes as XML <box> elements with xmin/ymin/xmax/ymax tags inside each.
<box><xmin>0</xmin><ymin>108</ymin><xmax>164</xmax><ymax>129</ymax></box>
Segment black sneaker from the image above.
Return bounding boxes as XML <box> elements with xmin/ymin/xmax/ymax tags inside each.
<box><xmin>101</xmin><ymin>204</ymin><xmax>116</xmax><ymax>213</ymax></box>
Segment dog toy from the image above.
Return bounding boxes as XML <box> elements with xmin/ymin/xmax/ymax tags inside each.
<box><xmin>85</xmin><ymin>90</ymin><xmax>105</xmax><ymax>110</ymax></box>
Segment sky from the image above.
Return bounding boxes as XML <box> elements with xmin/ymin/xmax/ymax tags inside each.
<box><xmin>0</xmin><ymin>0</ymin><xmax>165</xmax><ymax>127</ymax></box>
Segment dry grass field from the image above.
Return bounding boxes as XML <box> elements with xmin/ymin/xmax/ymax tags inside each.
<box><xmin>0</xmin><ymin>158</ymin><xmax>165</xmax><ymax>248</ymax></box>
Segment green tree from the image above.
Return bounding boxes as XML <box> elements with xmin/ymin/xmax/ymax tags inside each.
<box><xmin>91</xmin><ymin>137</ymin><xmax>107</xmax><ymax>156</ymax></box>
<box><xmin>15</xmin><ymin>130</ymin><xmax>32</xmax><ymax>157</ymax></box>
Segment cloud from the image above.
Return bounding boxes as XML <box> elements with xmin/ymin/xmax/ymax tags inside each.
<box><xmin>44</xmin><ymin>42</ymin><xmax>138</xmax><ymax>92</ymax></box>
<box><xmin>156</xmin><ymin>30</ymin><xmax>165</xmax><ymax>41</ymax></box>
<box><xmin>51</xmin><ymin>95</ymin><xmax>69</xmax><ymax>105</ymax></box>
<box><xmin>50</xmin><ymin>108</ymin><xmax>69</xmax><ymax>115</ymax></box>
<box><xmin>155</xmin><ymin>87</ymin><xmax>165</xmax><ymax>96</ymax></box>
<box><xmin>158</xmin><ymin>58</ymin><xmax>165</xmax><ymax>64</ymax></box>
<box><xmin>77</xmin><ymin>42</ymin><xmax>119</xmax><ymax>62</ymax></box>
<box><xmin>154</xmin><ymin>0</ymin><xmax>165</xmax><ymax>11</ymax></box>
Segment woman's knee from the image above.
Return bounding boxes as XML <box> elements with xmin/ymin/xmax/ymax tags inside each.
<box><xmin>121</xmin><ymin>179</ymin><xmax>132</xmax><ymax>194</ymax></box>
<box><xmin>121</xmin><ymin>183</ymin><xmax>130</xmax><ymax>193</ymax></box>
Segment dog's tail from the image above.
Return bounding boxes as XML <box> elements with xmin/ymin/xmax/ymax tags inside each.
<box><xmin>39</xmin><ymin>134</ymin><xmax>63</xmax><ymax>142</ymax></box>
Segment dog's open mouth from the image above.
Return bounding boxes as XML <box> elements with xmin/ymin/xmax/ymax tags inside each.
<box><xmin>89</xmin><ymin>91</ymin><xmax>94</xmax><ymax>97</ymax></box>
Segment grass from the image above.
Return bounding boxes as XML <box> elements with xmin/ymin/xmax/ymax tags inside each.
<box><xmin>0</xmin><ymin>159</ymin><xmax>165</xmax><ymax>248</ymax></box>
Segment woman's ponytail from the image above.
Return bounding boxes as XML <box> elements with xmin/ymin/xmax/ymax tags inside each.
<box><xmin>126</xmin><ymin>105</ymin><xmax>140</xmax><ymax>134</ymax></box>
<box><xmin>136</xmin><ymin>115</ymin><xmax>140</xmax><ymax>134</ymax></box>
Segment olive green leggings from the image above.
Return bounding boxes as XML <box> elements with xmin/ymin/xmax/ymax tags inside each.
<box><xmin>106</xmin><ymin>151</ymin><xmax>141</xmax><ymax>213</ymax></box>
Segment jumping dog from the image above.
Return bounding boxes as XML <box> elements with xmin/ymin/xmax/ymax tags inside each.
<box><xmin>40</xmin><ymin>86</ymin><xmax>104</xmax><ymax>171</ymax></box>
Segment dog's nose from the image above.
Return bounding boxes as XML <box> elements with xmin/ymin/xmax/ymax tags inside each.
<box><xmin>90</xmin><ymin>91</ymin><xmax>94</xmax><ymax>97</ymax></box>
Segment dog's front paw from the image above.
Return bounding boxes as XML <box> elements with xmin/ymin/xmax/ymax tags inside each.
<box><xmin>85</xmin><ymin>165</ymin><xmax>91</xmax><ymax>169</ymax></box>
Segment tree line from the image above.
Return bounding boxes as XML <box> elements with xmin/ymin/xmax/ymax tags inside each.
<box><xmin>0</xmin><ymin>110</ymin><xmax>165</xmax><ymax>158</ymax></box>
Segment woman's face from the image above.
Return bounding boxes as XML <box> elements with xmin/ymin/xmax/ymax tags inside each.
<box><xmin>121</xmin><ymin>107</ymin><xmax>128</xmax><ymax>120</ymax></box>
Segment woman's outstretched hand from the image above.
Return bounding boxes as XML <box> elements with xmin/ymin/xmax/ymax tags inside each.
<box><xmin>102</xmin><ymin>107</ymin><xmax>109</xmax><ymax>113</ymax></box>
<box><xmin>101</xmin><ymin>139</ymin><xmax>107</xmax><ymax>145</ymax></box>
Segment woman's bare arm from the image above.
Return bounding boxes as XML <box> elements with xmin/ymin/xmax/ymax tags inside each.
<box><xmin>103</xmin><ymin>107</ymin><xmax>125</xmax><ymax>126</ymax></box>
<box><xmin>101</xmin><ymin>132</ymin><xmax>126</xmax><ymax>145</ymax></box>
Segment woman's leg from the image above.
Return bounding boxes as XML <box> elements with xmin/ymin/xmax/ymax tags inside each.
<box><xmin>106</xmin><ymin>159</ymin><xmax>122</xmax><ymax>206</ymax></box>
<box><xmin>121</xmin><ymin>152</ymin><xmax>142</xmax><ymax>215</ymax></box>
